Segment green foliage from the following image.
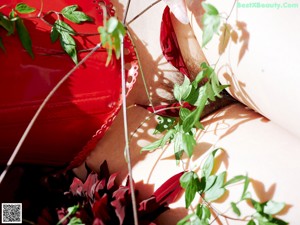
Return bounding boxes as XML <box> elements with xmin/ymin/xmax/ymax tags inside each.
<box><xmin>0</xmin><ymin>3</ymin><xmax>92</xmax><ymax>63</ymax></box>
<box><xmin>52</xmin><ymin>20</ymin><xmax>78</xmax><ymax>64</ymax></box>
<box><xmin>249</xmin><ymin>199</ymin><xmax>287</xmax><ymax>225</ymax></box>
<box><xmin>0</xmin><ymin>13</ymin><xmax>14</xmax><ymax>35</ymax></box>
<box><xmin>154</xmin><ymin>116</ymin><xmax>175</xmax><ymax>134</ymax></box>
<box><xmin>0</xmin><ymin>37</ymin><xmax>4</xmax><ymax>51</ymax></box>
<box><xmin>61</xmin><ymin>5</ymin><xmax>92</xmax><ymax>24</ymax></box>
<box><xmin>57</xmin><ymin>205</ymin><xmax>80</xmax><ymax>225</ymax></box>
<box><xmin>15</xmin><ymin>3</ymin><xmax>36</xmax><ymax>14</ymax></box>
<box><xmin>0</xmin><ymin>4</ymin><xmax>35</xmax><ymax>56</ymax></box>
<box><xmin>177</xmin><ymin>204</ymin><xmax>211</xmax><ymax>225</ymax></box>
<box><xmin>231</xmin><ymin>202</ymin><xmax>241</xmax><ymax>216</ymax></box>
<box><xmin>141</xmin><ymin>57</ymin><xmax>288</xmax><ymax>224</ymax></box>
<box><xmin>98</xmin><ymin>17</ymin><xmax>126</xmax><ymax>66</ymax></box>
<box><xmin>68</xmin><ymin>217</ymin><xmax>84</xmax><ymax>225</ymax></box>
<box><xmin>15</xmin><ymin>17</ymin><xmax>33</xmax><ymax>58</ymax></box>
<box><xmin>180</xmin><ymin>171</ymin><xmax>200</xmax><ymax>208</ymax></box>
<box><xmin>201</xmin><ymin>2</ymin><xmax>220</xmax><ymax>47</ymax></box>
<box><xmin>263</xmin><ymin>200</ymin><xmax>285</xmax><ymax>215</ymax></box>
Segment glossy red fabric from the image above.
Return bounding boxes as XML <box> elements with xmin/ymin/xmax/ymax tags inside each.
<box><xmin>0</xmin><ymin>0</ymin><xmax>137</xmax><ymax>166</ymax></box>
<box><xmin>160</xmin><ymin>7</ymin><xmax>190</xmax><ymax>78</ymax></box>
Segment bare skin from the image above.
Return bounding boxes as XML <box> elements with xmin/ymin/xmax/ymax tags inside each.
<box><xmin>74</xmin><ymin>0</ymin><xmax>300</xmax><ymax>224</ymax></box>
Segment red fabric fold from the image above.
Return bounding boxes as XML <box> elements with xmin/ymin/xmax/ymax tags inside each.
<box><xmin>160</xmin><ymin>7</ymin><xmax>190</xmax><ymax>78</ymax></box>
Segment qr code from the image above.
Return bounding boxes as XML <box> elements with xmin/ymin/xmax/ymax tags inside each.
<box><xmin>1</xmin><ymin>203</ymin><xmax>22</xmax><ymax>224</ymax></box>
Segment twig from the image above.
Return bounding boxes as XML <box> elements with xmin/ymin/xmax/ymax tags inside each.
<box><xmin>120</xmin><ymin>37</ymin><xmax>139</xmax><ymax>225</ymax></box>
<box><xmin>126</xmin><ymin>0</ymin><xmax>162</xmax><ymax>26</ymax></box>
<box><xmin>123</xmin><ymin>0</ymin><xmax>132</xmax><ymax>24</ymax></box>
<box><xmin>126</xmin><ymin>29</ymin><xmax>155</xmax><ymax>111</ymax></box>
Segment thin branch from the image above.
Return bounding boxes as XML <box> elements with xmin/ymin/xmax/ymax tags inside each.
<box><xmin>120</xmin><ymin>38</ymin><xmax>139</xmax><ymax>225</ymax></box>
<box><xmin>123</xmin><ymin>0</ymin><xmax>132</xmax><ymax>24</ymax></box>
<box><xmin>0</xmin><ymin>43</ymin><xmax>102</xmax><ymax>185</ymax></box>
<box><xmin>126</xmin><ymin>29</ymin><xmax>155</xmax><ymax>111</ymax></box>
<box><xmin>126</xmin><ymin>0</ymin><xmax>162</xmax><ymax>26</ymax></box>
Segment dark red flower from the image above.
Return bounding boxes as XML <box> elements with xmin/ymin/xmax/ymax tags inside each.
<box><xmin>64</xmin><ymin>161</ymin><xmax>184</xmax><ymax>224</ymax></box>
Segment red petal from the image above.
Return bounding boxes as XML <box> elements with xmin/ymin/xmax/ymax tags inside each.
<box><xmin>111</xmin><ymin>187</ymin><xmax>130</xmax><ymax>224</ymax></box>
<box><xmin>92</xmin><ymin>193</ymin><xmax>110</xmax><ymax>221</ymax></box>
<box><xmin>153</xmin><ymin>171</ymin><xmax>184</xmax><ymax>205</ymax></box>
<box><xmin>82</xmin><ymin>172</ymin><xmax>99</xmax><ymax>200</ymax></box>
<box><xmin>107</xmin><ymin>172</ymin><xmax>118</xmax><ymax>191</ymax></box>
<box><xmin>69</xmin><ymin>177</ymin><xmax>84</xmax><ymax>196</ymax></box>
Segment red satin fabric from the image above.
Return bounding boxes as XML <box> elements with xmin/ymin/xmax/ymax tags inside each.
<box><xmin>160</xmin><ymin>7</ymin><xmax>190</xmax><ymax>78</ymax></box>
<box><xmin>0</xmin><ymin>0</ymin><xmax>137</xmax><ymax>166</ymax></box>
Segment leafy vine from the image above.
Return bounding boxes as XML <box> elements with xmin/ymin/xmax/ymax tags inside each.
<box><xmin>0</xmin><ymin>1</ymin><xmax>290</xmax><ymax>225</ymax></box>
<box><xmin>139</xmin><ymin>1</ymin><xmax>288</xmax><ymax>225</ymax></box>
<box><xmin>0</xmin><ymin>3</ymin><xmax>95</xmax><ymax>64</ymax></box>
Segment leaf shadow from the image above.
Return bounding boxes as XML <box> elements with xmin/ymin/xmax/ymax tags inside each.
<box><xmin>236</xmin><ymin>20</ymin><xmax>250</xmax><ymax>65</ymax></box>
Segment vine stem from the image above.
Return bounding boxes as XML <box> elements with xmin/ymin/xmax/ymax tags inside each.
<box><xmin>126</xmin><ymin>0</ymin><xmax>162</xmax><ymax>25</ymax></box>
<box><xmin>120</xmin><ymin>37</ymin><xmax>139</xmax><ymax>225</ymax></box>
<box><xmin>120</xmin><ymin>1</ymin><xmax>140</xmax><ymax>224</ymax></box>
<box><xmin>199</xmin><ymin>195</ymin><xmax>250</xmax><ymax>224</ymax></box>
<box><xmin>0</xmin><ymin>43</ymin><xmax>102</xmax><ymax>185</ymax></box>
<box><xmin>126</xmin><ymin>29</ymin><xmax>155</xmax><ymax>112</ymax></box>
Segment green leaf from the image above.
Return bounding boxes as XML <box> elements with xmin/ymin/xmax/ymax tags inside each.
<box><xmin>177</xmin><ymin>213</ymin><xmax>193</xmax><ymax>225</ymax></box>
<box><xmin>204</xmin><ymin>186</ymin><xmax>225</xmax><ymax>202</ymax></box>
<box><xmin>180</xmin><ymin>172</ymin><xmax>194</xmax><ymax>189</ymax></box>
<box><xmin>16</xmin><ymin>18</ymin><xmax>33</xmax><ymax>58</ymax></box>
<box><xmin>263</xmin><ymin>200</ymin><xmax>285</xmax><ymax>215</ymax></box>
<box><xmin>0</xmin><ymin>37</ymin><xmax>5</xmax><ymax>52</ymax></box>
<box><xmin>68</xmin><ymin>217</ymin><xmax>84</xmax><ymax>225</ymax></box>
<box><xmin>60</xmin><ymin>31</ymin><xmax>78</xmax><ymax>64</ymax></box>
<box><xmin>154</xmin><ymin>116</ymin><xmax>175</xmax><ymax>134</ymax></box>
<box><xmin>54</xmin><ymin>20</ymin><xmax>75</xmax><ymax>35</ymax></box>
<box><xmin>193</xmin><ymin>84</ymin><xmax>209</xmax><ymax>107</ymax></box>
<box><xmin>231</xmin><ymin>202</ymin><xmax>241</xmax><ymax>216</ymax></box>
<box><xmin>61</xmin><ymin>5</ymin><xmax>78</xmax><ymax>14</ymax></box>
<box><xmin>182</xmin><ymin>104</ymin><xmax>204</xmax><ymax>133</ymax></box>
<box><xmin>180</xmin><ymin>172</ymin><xmax>200</xmax><ymax>208</ymax></box>
<box><xmin>204</xmin><ymin>175</ymin><xmax>216</xmax><ymax>192</ymax></box>
<box><xmin>185</xmin><ymin>180</ymin><xmax>198</xmax><ymax>208</ymax></box>
<box><xmin>269</xmin><ymin>218</ymin><xmax>288</xmax><ymax>225</ymax></box>
<box><xmin>15</xmin><ymin>3</ymin><xmax>36</xmax><ymax>14</ymax></box>
<box><xmin>247</xmin><ymin>220</ymin><xmax>256</xmax><ymax>225</ymax></box>
<box><xmin>251</xmin><ymin>199</ymin><xmax>264</xmax><ymax>213</ymax></box>
<box><xmin>180</xmin><ymin>108</ymin><xmax>191</xmax><ymax>121</ymax></box>
<box><xmin>98</xmin><ymin>17</ymin><xmax>126</xmax><ymax>65</ymax></box>
<box><xmin>174</xmin><ymin>76</ymin><xmax>192</xmax><ymax>102</ymax></box>
<box><xmin>67</xmin><ymin>204</ymin><xmax>79</xmax><ymax>215</ymax></box>
<box><xmin>0</xmin><ymin>13</ymin><xmax>15</xmax><ymax>35</ymax></box>
<box><xmin>241</xmin><ymin>175</ymin><xmax>250</xmax><ymax>200</ymax></box>
<box><xmin>194</xmin><ymin>121</ymin><xmax>204</xmax><ymax>129</ymax></box>
<box><xmin>61</xmin><ymin>5</ymin><xmax>92</xmax><ymax>24</ymax></box>
<box><xmin>201</xmin><ymin>149</ymin><xmax>221</xmax><ymax>178</ymax></box>
<box><xmin>223</xmin><ymin>175</ymin><xmax>246</xmax><ymax>187</ymax></box>
<box><xmin>50</xmin><ymin>27</ymin><xmax>59</xmax><ymax>43</ymax></box>
<box><xmin>182</xmin><ymin>133</ymin><xmax>196</xmax><ymax>157</ymax></box>
<box><xmin>141</xmin><ymin>138</ymin><xmax>163</xmax><ymax>152</ymax></box>
<box><xmin>196</xmin><ymin>204</ymin><xmax>211</xmax><ymax>221</ymax></box>
<box><xmin>9</xmin><ymin>9</ymin><xmax>16</xmax><ymax>19</ymax></box>
<box><xmin>174</xmin><ymin>139</ymin><xmax>183</xmax><ymax>162</ymax></box>
<box><xmin>107</xmin><ymin>17</ymin><xmax>119</xmax><ymax>33</ymax></box>
<box><xmin>204</xmin><ymin>172</ymin><xmax>226</xmax><ymax>202</ymax></box>
<box><xmin>201</xmin><ymin>3</ymin><xmax>220</xmax><ymax>47</ymax></box>
<box><xmin>202</xmin><ymin>3</ymin><xmax>219</xmax><ymax>15</ymax></box>
<box><xmin>192</xmin><ymin>71</ymin><xmax>205</xmax><ymax>88</ymax></box>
